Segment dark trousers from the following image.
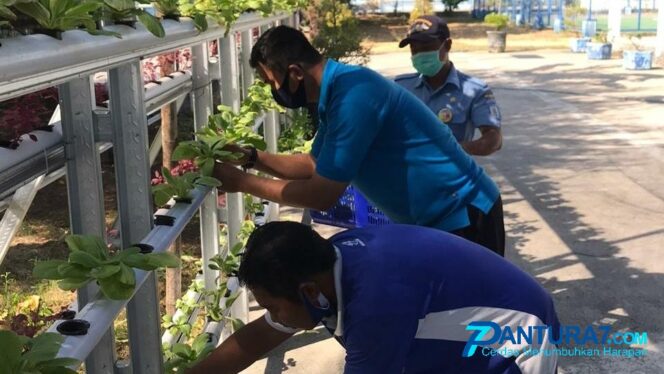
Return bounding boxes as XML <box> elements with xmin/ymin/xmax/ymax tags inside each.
<box><xmin>452</xmin><ymin>196</ymin><xmax>506</xmax><ymax>256</ymax></box>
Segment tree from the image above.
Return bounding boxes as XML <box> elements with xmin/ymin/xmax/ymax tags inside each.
<box><xmin>441</xmin><ymin>0</ymin><xmax>465</xmax><ymax>13</ymax></box>
<box><xmin>311</xmin><ymin>0</ymin><xmax>370</xmax><ymax>65</ymax></box>
<box><xmin>410</xmin><ymin>0</ymin><xmax>433</xmax><ymax>22</ymax></box>
<box><xmin>156</xmin><ymin>50</ymin><xmax>181</xmax><ymax>317</ymax></box>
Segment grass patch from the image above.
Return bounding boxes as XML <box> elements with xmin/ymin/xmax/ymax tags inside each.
<box><xmin>359</xmin><ymin>13</ymin><xmax>582</xmax><ymax>55</ymax></box>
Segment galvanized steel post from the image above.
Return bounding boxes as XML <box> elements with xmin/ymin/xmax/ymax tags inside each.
<box><xmin>59</xmin><ymin>76</ymin><xmax>116</xmax><ymax>373</ymax></box>
<box><xmin>109</xmin><ymin>61</ymin><xmax>163</xmax><ymax>373</ymax></box>
<box><xmin>191</xmin><ymin>42</ymin><xmax>221</xmax><ymax>292</ymax></box>
<box><xmin>219</xmin><ymin>33</ymin><xmax>249</xmax><ymax>325</ymax></box>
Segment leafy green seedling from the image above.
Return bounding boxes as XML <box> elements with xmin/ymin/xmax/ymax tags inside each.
<box><xmin>278</xmin><ymin>107</ymin><xmax>315</xmax><ymax>154</ymax></box>
<box><xmin>171</xmin><ymin>81</ymin><xmax>285</xmax><ymax>176</ymax></box>
<box><xmin>208</xmin><ymin>242</ymin><xmax>243</xmax><ymax>276</ymax></box>
<box><xmin>14</xmin><ymin>0</ymin><xmax>118</xmax><ymax>38</ymax></box>
<box><xmin>243</xmin><ymin>194</ymin><xmax>264</xmax><ymax>216</ymax></box>
<box><xmin>163</xmin><ymin>333</ymin><xmax>215</xmax><ymax>373</ymax></box>
<box><xmin>0</xmin><ymin>330</ymin><xmax>79</xmax><ymax>374</ymax></box>
<box><xmin>33</xmin><ymin>235</ymin><xmax>180</xmax><ymax>300</ymax></box>
<box><xmin>162</xmin><ymin>313</ymin><xmax>192</xmax><ymax>337</ymax></box>
<box><xmin>152</xmin><ymin>168</ymin><xmax>221</xmax><ymax>206</ymax></box>
<box><xmin>0</xmin><ymin>0</ymin><xmax>22</xmax><ymax>22</ymax></box>
<box><xmin>171</xmin><ymin>139</ymin><xmax>239</xmax><ymax>177</ymax></box>
<box><xmin>152</xmin><ymin>0</ymin><xmax>179</xmax><ymax>17</ymax></box>
<box><xmin>175</xmin><ymin>0</ymin><xmax>208</xmax><ymax>32</ymax></box>
<box><xmin>101</xmin><ymin>0</ymin><xmax>165</xmax><ymax>37</ymax></box>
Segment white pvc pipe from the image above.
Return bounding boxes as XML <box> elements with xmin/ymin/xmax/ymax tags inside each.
<box><xmin>657</xmin><ymin>0</ymin><xmax>664</xmax><ymax>57</ymax></box>
<box><xmin>608</xmin><ymin>0</ymin><xmax>622</xmax><ymax>43</ymax></box>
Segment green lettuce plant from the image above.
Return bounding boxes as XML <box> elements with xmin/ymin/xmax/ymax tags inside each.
<box><xmin>278</xmin><ymin>108</ymin><xmax>314</xmax><ymax>153</ymax></box>
<box><xmin>152</xmin><ymin>168</ymin><xmax>221</xmax><ymax>206</ymax></box>
<box><xmin>101</xmin><ymin>0</ymin><xmax>165</xmax><ymax>37</ymax></box>
<box><xmin>14</xmin><ymin>0</ymin><xmax>116</xmax><ymax>38</ymax></box>
<box><xmin>163</xmin><ymin>333</ymin><xmax>215</xmax><ymax>373</ymax></box>
<box><xmin>33</xmin><ymin>235</ymin><xmax>181</xmax><ymax>300</ymax></box>
<box><xmin>0</xmin><ymin>331</ymin><xmax>79</xmax><ymax>374</ymax></box>
<box><xmin>0</xmin><ymin>0</ymin><xmax>20</xmax><ymax>24</ymax></box>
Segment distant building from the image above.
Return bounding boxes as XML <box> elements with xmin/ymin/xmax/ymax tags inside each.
<box><xmin>349</xmin><ymin>0</ymin><xmax>472</xmax><ymax>14</ymax></box>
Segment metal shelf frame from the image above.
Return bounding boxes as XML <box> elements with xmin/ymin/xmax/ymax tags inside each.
<box><xmin>0</xmin><ymin>11</ymin><xmax>297</xmax><ymax>374</ymax></box>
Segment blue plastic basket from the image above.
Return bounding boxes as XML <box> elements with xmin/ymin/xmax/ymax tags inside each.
<box><xmin>311</xmin><ymin>186</ymin><xmax>391</xmax><ymax>228</ymax></box>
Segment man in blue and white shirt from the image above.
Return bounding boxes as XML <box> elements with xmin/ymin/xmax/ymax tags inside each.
<box><xmin>396</xmin><ymin>16</ymin><xmax>503</xmax><ymax>156</ymax></box>
<box><xmin>190</xmin><ymin>222</ymin><xmax>560</xmax><ymax>374</ymax></box>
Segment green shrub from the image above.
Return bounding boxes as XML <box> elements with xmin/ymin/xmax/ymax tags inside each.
<box><xmin>311</xmin><ymin>0</ymin><xmax>369</xmax><ymax>65</ymax></box>
<box><xmin>564</xmin><ymin>0</ymin><xmax>585</xmax><ymax>35</ymax></box>
<box><xmin>484</xmin><ymin>12</ymin><xmax>509</xmax><ymax>31</ymax></box>
<box><xmin>409</xmin><ymin>0</ymin><xmax>433</xmax><ymax>23</ymax></box>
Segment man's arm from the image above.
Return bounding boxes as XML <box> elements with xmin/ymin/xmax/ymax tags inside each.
<box><xmin>254</xmin><ymin>151</ymin><xmax>316</xmax><ymax>180</ymax></box>
<box><xmin>461</xmin><ymin>126</ymin><xmax>502</xmax><ymax>156</ymax></box>
<box><xmin>466</xmin><ymin>85</ymin><xmax>502</xmax><ymax>156</ymax></box>
<box><xmin>214</xmin><ymin>163</ymin><xmax>348</xmax><ymax>211</ymax></box>
<box><xmin>225</xmin><ymin>145</ymin><xmax>316</xmax><ymax>180</ymax></box>
<box><xmin>187</xmin><ymin>315</ymin><xmax>294</xmax><ymax>374</ymax></box>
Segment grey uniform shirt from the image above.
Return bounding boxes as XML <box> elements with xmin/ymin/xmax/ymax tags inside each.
<box><xmin>395</xmin><ymin>64</ymin><xmax>501</xmax><ymax>142</ymax></box>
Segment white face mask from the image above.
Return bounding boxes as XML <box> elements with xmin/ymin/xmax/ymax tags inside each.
<box><xmin>317</xmin><ymin>292</ymin><xmax>330</xmax><ymax>308</ymax></box>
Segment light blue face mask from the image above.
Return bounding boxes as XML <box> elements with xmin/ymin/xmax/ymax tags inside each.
<box><xmin>411</xmin><ymin>47</ymin><xmax>444</xmax><ymax>77</ymax></box>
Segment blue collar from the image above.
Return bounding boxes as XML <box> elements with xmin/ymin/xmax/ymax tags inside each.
<box><xmin>415</xmin><ymin>63</ymin><xmax>461</xmax><ymax>93</ymax></box>
<box><xmin>317</xmin><ymin>59</ymin><xmax>337</xmax><ymax>118</ymax></box>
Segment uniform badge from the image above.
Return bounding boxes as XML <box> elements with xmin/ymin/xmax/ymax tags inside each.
<box><xmin>490</xmin><ymin>104</ymin><xmax>501</xmax><ymax>119</ymax></box>
<box><xmin>438</xmin><ymin>108</ymin><xmax>453</xmax><ymax>123</ymax></box>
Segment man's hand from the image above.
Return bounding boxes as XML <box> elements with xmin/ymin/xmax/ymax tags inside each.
<box><xmin>222</xmin><ymin>144</ymin><xmax>252</xmax><ymax>166</ymax></box>
<box><xmin>214</xmin><ymin>163</ymin><xmax>248</xmax><ymax>193</ymax></box>
<box><xmin>187</xmin><ymin>315</ymin><xmax>294</xmax><ymax>374</ymax></box>
<box><xmin>212</xmin><ymin>160</ymin><xmax>347</xmax><ymax>211</ymax></box>
<box><xmin>461</xmin><ymin>127</ymin><xmax>502</xmax><ymax>156</ymax></box>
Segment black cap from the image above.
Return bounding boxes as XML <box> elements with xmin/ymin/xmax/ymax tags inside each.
<box><xmin>399</xmin><ymin>15</ymin><xmax>451</xmax><ymax>48</ymax></box>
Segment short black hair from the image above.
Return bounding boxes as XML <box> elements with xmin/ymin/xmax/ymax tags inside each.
<box><xmin>250</xmin><ymin>26</ymin><xmax>323</xmax><ymax>75</ymax></box>
<box><xmin>238</xmin><ymin>221</ymin><xmax>336</xmax><ymax>302</ymax></box>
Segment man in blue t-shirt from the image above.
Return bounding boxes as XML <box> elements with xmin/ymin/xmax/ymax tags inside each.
<box><xmin>189</xmin><ymin>222</ymin><xmax>560</xmax><ymax>374</ymax></box>
<box><xmin>213</xmin><ymin>26</ymin><xmax>504</xmax><ymax>255</ymax></box>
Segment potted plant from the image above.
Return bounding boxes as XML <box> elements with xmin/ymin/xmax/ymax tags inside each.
<box><xmin>623</xmin><ymin>34</ymin><xmax>654</xmax><ymax>70</ymax></box>
<box><xmin>565</xmin><ymin>3</ymin><xmax>590</xmax><ymax>53</ymax></box>
<box><xmin>586</xmin><ymin>31</ymin><xmax>612</xmax><ymax>60</ymax></box>
<box><xmin>484</xmin><ymin>12</ymin><xmax>509</xmax><ymax>53</ymax></box>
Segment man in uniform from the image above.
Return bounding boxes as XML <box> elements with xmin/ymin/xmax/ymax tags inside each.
<box><xmin>396</xmin><ymin>16</ymin><xmax>503</xmax><ymax>156</ymax></box>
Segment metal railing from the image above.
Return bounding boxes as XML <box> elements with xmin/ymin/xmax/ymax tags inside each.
<box><xmin>0</xmin><ymin>11</ymin><xmax>295</xmax><ymax>373</ymax></box>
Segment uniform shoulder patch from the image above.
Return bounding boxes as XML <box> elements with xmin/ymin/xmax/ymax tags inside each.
<box><xmin>482</xmin><ymin>89</ymin><xmax>496</xmax><ymax>101</ymax></box>
<box><xmin>465</xmin><ymin>75</ymin><xmax>489</xmax><ymax>90</ymax></box>
<box><xmin>394</xmin><ymin>72</ymin><xmax>420</xmax><ymax>82</ymax></box>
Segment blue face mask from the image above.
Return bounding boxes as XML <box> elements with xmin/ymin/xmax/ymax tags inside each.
<box><xmin>411</xmin><ymin>47</ymin><xmax>444</xmax><ymax>77</ymax></box>
<box><xmin>300</xmin><ymin>290</ymin><xmax>335</xmax><ymax>326</ymax></box>
<box><xmin>272</xmin><ymin>69</ymin><xmax>308</xmax><ymax>109</ymax></box>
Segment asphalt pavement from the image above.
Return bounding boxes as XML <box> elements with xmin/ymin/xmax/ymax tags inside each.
<box><xmin>242</xmin><ymin>49</ymin><xmax>664</xmax><ymax>374</ymax></box>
